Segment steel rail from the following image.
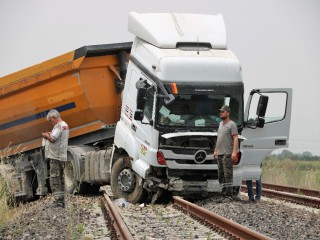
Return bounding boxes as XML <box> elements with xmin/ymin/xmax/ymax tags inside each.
<box><xmin>102</xmin><ymin>192</ymin><xmax>134</xmax><ymax>240</ymax></box>
<box><xmin>242</xmin><ymin>181</ymin><xmax>320</xmax><ymax>197</ymax></box>
<box><xmin>241</xmin><ymin>185</ymin><xmax>320</xmax><ymax>208</ymax></box>
<box><xmin>173</xmin><ymin>196</ymin><xmax>271</xmax><ymax>240</ymax></box>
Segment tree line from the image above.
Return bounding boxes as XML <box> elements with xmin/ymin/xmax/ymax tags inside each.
<box><xmin>270</xmin><ymin>149</ymin><xmax>320</xmax><ymax>161</ymax></box>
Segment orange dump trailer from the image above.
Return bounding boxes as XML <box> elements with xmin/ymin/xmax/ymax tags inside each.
<box><xmin>0</xmin><ymin>43</ymin><xmax>131</xmax><ymax>201</ymax></box>
<box><xmin>0</xmin><ymin>43</ymin><xmax>131</xmax><ymax>154</ymax></box>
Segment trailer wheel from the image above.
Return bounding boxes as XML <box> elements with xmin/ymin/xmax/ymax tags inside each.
<box><xmin>64</xmin><ymin>156</ymin><xmax>77</xmax><ymax>194</ymax></box>
<box><xmin>64</xmin><ymin>154</ymin><xmax>88</xmax><ymax>194</ymax></box>
<box><xmin>111</xmin><ymin>156</ymin><xmax>146</xmax><ymax>203</ymax></box>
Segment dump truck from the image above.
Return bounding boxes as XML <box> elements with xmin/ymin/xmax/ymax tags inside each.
<box><xmin>0</xmin><ymin>12</ymin><xmax>292</xmax><ymax>204</ymax></box>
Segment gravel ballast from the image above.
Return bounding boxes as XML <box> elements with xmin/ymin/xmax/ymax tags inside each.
<box><xmin>197</xmin><ymin>195</ymin><xmax>320</xmax><ymax>240</ymax></box>
<box><xmin>0</xmin><ymin>194</ymin><xmax>110</xmax><ymax>240</ymax></box>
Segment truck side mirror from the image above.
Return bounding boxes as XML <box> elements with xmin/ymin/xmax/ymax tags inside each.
<box><xmin>256</xmin><ymin>117</ymin><xmax>265</xmax><ymax>128</ymax></box>
<box><xmin>134</xmin><ymin>110</ymin><xmax>144</xmax><ymax>121</ymax></box>
<box><xmin>136</xmin><ymin>78</ymin><xmax>148</xmax><ymax>110</ymax></box>
<box><xmin>256</xmin><ymin>95</ymin><xmax>268</xmax><ymax>117</ymax></box>
<box><xmin>246</xmin><ymin>117</ymin><xmax>265</xmax><ymax>129</ymax></box>
<box><xmin>136</xmin><ymin>88</ymin><xmax>147</xmax><ymax>110</ymax></box>
<box><xmin>134</xmin><ymin>110</ymin><xmax>153</xmax><ymax>125</ymax></box>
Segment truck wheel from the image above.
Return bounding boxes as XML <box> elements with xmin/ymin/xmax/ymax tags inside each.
<box><xmin>64</xmin><ymin>154</ymin><xmax>89</xmax><ymax>194</ymax></box>
<box><xmin>111</xmin><ymin>156</ymin><xmax>146</xmax><ymax>203</ymax></box>
<box><xmin>64</xmin><ymin>156</ymin><xmax>77</xmax><ymax>194</ymax></box>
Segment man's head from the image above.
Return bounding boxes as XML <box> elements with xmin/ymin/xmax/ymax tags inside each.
<box><xmin>47</xmin><ymin>109</ymin><xmax>61</xmax><ymax>125</ymax></box>
<box><xmin>219</xmin><ymin>105</ymin><xmax>230</xmax><ymax>120</ymax></box>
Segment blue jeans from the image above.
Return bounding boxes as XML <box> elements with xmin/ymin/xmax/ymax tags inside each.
<box><xmin>246</xmin><ymin>176</ymin><xmax>262</xmax><ymax>200</ymax></box>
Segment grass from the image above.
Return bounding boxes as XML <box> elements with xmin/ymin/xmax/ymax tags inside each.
<box><xmin>0</xmin><ymin>143</ymin><xmax>27</xmax><ymax>230</ymax></box>
<box><xmin>262</xmin><ymin>157</ymin><xmax>320</xmax><ymax>191</ymax></box>
<box><xmin>0</xmin><ymin>176</ymin><xmax>25</xmax><ymax>230</ymax></box>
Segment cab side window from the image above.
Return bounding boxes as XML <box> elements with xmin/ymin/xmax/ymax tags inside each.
<box><xmin>248</xmin><ymin>92</ymin><xmax>287</xmax><ymax>124</ymax></box>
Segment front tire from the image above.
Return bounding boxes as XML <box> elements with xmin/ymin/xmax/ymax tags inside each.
<box><xmin>111</xmin><ymin>156</ymin><xmax>146</xmax><ymax>203</ymax></box>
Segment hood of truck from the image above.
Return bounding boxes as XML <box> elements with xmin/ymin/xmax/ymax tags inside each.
<box><xmin>161</xmin><ymin>132</ymin><xmax>246</xmax><ymax>140</ymax></box>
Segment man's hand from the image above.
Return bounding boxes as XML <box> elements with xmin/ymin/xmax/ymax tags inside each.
<box><xmin>231</xmin><ymin>151</ymin><xmax>237</xmax><ymax>164</ymax></box>
<box><xmin>42</xmin><ymin>132</ymin><xmax>49</xmax><ymax>139</ymax></box>
<box><xmin>213</xmin><ymin>149</ymin><xmax>217</xmax><ymax>159</ymax></box>
<box><xmin>42</xmin><ymin>132</ymin><xmax>55</xmax><ymax>143</ymax></box>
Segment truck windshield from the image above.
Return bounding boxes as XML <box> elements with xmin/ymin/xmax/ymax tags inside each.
<box><xmin>157</xmin><ymin>94</ymin><xmax>242</xmax><ymax>128</ymax></box>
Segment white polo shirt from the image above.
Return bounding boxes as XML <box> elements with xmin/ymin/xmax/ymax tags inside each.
<box><xmin>45</xmin><ymin>120</ymin><xmax>69</xmax><ymax>161</ymax></box>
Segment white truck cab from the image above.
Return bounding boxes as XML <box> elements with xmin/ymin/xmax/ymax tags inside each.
<box><xmin>113</xmin><ymin>12</ymin><xmax>292</xmax><ymax>202</ymax></box>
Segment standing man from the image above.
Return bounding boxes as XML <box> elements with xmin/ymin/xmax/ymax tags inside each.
<box><xmin>214</xmin><ymin>105</ymin><xmax>239</xmax><ymax>199</ymax></box>
<box><xmin>42</xmin><ymin>109</ymin><xmax>69</xmax><ymax>208</ymax></box>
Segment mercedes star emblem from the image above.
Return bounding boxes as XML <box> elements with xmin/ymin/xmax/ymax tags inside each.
<box><xmin>194</xmin><ymin>150</ymin><xmax>207</xmax><ymax>164</ymax></box>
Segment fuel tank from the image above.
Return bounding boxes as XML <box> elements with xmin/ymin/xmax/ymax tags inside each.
<box><xmin>0</xmin><ymin>43</ymin><xmax>131</xmax><ymax>154</ymax></box>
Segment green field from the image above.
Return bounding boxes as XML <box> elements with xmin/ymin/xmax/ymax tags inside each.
<box><xmin>262</xmin><ymin>156</ymin><xmax>320</xmax><ymax>191</ymax></box>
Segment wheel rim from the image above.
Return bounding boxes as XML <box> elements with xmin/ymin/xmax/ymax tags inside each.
<box><xmin>117</xmin><ymin>168</ymin><xmax>136</xmax><ymax>192</ymax></box>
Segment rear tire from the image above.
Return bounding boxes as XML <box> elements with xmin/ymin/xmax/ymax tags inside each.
<box><xmin>64</xmin><ymin>155</ymin><xmax>77</xmax><ymax>194</ymax></box>
<box><xmin>64</xmin><ymin>154</ymin><xmax>88</xmax><ymax>194</ymax></box>
<box><xmin>111</xmin><ymin>156</ymin><xmax>146</xmax><ymax>203</ymax></box>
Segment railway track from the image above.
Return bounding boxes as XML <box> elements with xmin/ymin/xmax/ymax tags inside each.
<box><xmin>241</xmin><ymin>182</ymin><xmax>320</xmax><ymax>208</ymax></box>
<box><xmin>172</xmin><ymin>196</ymin><xmax>271</xmax><ymax>240</ymax></box>
<box><xmin>242</xmin><ymin>181</ymin><xmax>320</xmax><ymax>197</ymax></box>
<box><xmin>100</xmin><ymin>186</ymin><xmax>271</xmax><ymax>240</ymax></box>
<box><xmin>1</xmin><ymin>187</ymin><xmax>319</xmax><ymax>239</ymax></box>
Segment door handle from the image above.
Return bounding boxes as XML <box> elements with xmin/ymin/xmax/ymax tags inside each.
<box><xmin>275</xmin><ymin>139</ymin><xmax>286</xmax><ymax>145</ymax></box>
<box><xmin>131</xmin><ymin>124</ymin><xmax>137</xmax><ymax>132</ymax></box>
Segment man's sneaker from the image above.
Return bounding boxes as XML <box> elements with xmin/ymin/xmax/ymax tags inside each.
<box><xmin>255</xmin><ymin>197</ymin><xmax>261</xmax><ymax>202</ymax></box>
<box><xmin>249</xmin><ymin>197</ymin><xmax>255</xmax><ymax>202</ymax></box>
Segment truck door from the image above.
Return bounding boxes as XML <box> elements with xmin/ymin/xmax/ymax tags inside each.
<box><xmin>241</xmin><ymin>88</ymin><xmax>292</xmax><ymax>180</ymax></box>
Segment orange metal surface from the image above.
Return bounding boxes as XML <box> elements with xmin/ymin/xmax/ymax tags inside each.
<box><xmin>0</xmin><ymin>49</ymin><xmax>123</xmax><ymax>154</ymax></box>
<box><xmin>0</xmin><ymin>51</ymin><xmax>75</xmax><ymax>88</ymax></box>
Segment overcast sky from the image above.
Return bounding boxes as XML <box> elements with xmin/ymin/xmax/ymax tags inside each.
<box><xmin>1</xmin><ymin>0</ymin><xmax>319</xmax><ymax>155</ymax></box>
